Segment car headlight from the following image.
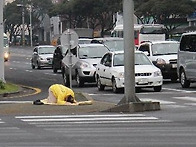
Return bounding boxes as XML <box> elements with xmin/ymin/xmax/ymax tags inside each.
<box><xmin>79</xmin><ymin>62</ymin><xmax>90</xmax><ymax>68</ymax></box>
<box><xmin>114</xmin><ymin>72</ymin><xmax>124</xmax><ymax>78</ymax></box>
<box><xmin>154</xmin><ymin>70</ymin><xmax>162</xmax><ymax>77</ymax></box>
<box><xmin>156</xmin><ymin>58</ymin><xmax>166</xmax><ymax>65</ymax></box>
<box><xmin>39</xmin><ymin>57</ymin><xmax>46</xmax><ymax>61</ymax></box>
<box><xmin>4</xmin><ymin>52</ymin><xmax>9</xmax><ymax>59</ymax></box>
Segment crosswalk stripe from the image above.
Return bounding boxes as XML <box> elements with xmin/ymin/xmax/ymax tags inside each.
<box><xmin>19</xmin><ymin>116</ymin><xmax>159</xmax><ymax>122</ymax></box>
<box><xmin>15</xmin><ymin>114</ymin><xmax>171</xmax><ymax>124</ymax></box>
<box><xmin>15</xmin><ymin>114</ymin><xmax>145</xmax><ymax>119</ymax></box>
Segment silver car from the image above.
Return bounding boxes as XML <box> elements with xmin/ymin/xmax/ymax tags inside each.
<box><xmin>61</xmin><ymin>44</ymin><xmax>109</xmax><ymax>87</ymax></box>
<box><xmin>31</xmin><ymin>45</ymin><xmax>56</xmax><ymax>69</ymax></box>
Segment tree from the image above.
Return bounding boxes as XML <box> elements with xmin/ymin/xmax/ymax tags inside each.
<box><xmin>134</xmin><ymin>0</ymin><xmax>195</xmax><ymax>33</ymax></box>
<box><xmin>50</xmin><ymin>0</ymin><xmax>122</xmax><ymax>37</ymax></box>
<box><xmin>4</xmin><ymin>0</ymin><xmax>53</xmax><ymax>45</ymax></box>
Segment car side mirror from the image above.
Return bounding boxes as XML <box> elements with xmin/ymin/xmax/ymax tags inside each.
<box><xmin>143</xmin><ymin>51</ymin><xmax>149</xmax><ymax>56</ymax></box>
<box><xmin>105</xmin><ymin>62</ymin><xmax>111</xmax><ymax>67</ymax></box>
<box><xmin>33</xmin><ymin>52</ymin><xmax>38</xmax><ymax>55</ymax></box>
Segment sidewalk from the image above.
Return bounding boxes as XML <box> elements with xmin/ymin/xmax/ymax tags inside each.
<box><xmin>0</xmin><ymin>86</ymin><xmax>116</xmax><ymax>115</ymax></box>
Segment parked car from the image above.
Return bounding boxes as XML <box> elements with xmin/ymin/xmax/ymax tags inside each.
<box><xmin>177</xmin><ymin>32</ymin><xmax>196</xmax><ymax>88</ymax></box>
<box><xmin>138</xmin><ymin>41</ymin><xmax>179</xmax><ymax>82</ymax></box>
<box><xmin>91</xmin><ymin>37</ymin><xmax>124</xmax><ymax>51</ymax></box>
<box><xmin>52</xmin><ymin>45</ymin><xmax>68</xmax><ymax>73</ymax></box>
<box><xmin>96</xmin><ymin>51</ymin><xmax>163</xmax><ymax>93</ymax></box>
<box><xmin>61</xmin><ymin>44</ymin><xmax>109</xmax><ymax>87</ymax></box>
<box><xmin>31</xmin><ymin>45</ymin><xmax>56</xmax><ymax>69</ymax></box>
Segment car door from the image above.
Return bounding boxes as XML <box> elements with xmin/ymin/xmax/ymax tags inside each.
<box><xmin>103</xmin><ymin>53</ymin><xmax>113</xmax><ymax>86</ymax></box>
<box><xmin>185</xmin><ymin>35</ymin><xmax>196</xmax><ymax>79</ymax></box>
<box><xmin>97</xmin><ymin>53</ymin><xmax>109</xmax><ymax>85</ymax></box>
<box><xmin>98</xmin><ymin>53</ymin><xmax>112</xmax><ymax>85</ymax></box>
<box><xmin>32</xmin><ymin>47</ymin><xmax>38</xmax><ymax>65</ymax></box>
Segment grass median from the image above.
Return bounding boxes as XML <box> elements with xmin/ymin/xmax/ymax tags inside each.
<box><xmin>0</xmin><ymin>82</ymin><xmax>20</xmax><ymax>94</ymax></box>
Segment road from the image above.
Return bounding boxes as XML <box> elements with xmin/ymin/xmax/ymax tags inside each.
<box><xmin>0</xmin><ymin>46</ymin><xmax>196</xmax><ymax>146</ymax></box>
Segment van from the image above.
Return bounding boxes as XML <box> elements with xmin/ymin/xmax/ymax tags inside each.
<box><xmin>177</xmin><ymin>32</ymin><xmax>196</xmax><ymax>88</ymax></box>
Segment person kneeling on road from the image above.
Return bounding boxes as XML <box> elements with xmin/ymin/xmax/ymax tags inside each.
<box><xmin>46</xmin><ymin>84</ymin><xmax>77</xmax><ymax>105</ymax></box>
<box><xmin>33</xmin><ymin>84</ymin><xmax>92</xmax><ymax>105</ymax></box>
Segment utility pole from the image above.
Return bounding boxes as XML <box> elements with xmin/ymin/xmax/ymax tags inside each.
<box><xmin>124</xmin><ymin>0</ymin><xmax>136</xmax><ymax>103</ymax></box>
<box><xmin>22</xmin><ymin>3</ymin><xmax>25</xmax><ymax>46</ymax></box>
<box><xmin>29</xmin><ymin>4</ymin><xmax>33</xmax><ymax>47</ymax></box>
<box><xmin>0</xmin><ymin>0</ymin><xmax>5</xmax><ymax>82</ymax></box>
<box><xmin>118</xmin><ymin>0</ymin><xmax>140</xmax><ymax>105</ymax></box>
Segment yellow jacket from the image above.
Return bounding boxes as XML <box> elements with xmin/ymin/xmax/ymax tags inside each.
<box><xmin>49</xmin><ymin>84</ymin><xmax>76</xmax><ymax>105</ymax></box>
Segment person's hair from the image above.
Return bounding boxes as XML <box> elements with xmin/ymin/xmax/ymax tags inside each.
<box><xmin>66</xmin><ymin>95</ymin><xmax>74</xmax><ymax>103</ymax></box>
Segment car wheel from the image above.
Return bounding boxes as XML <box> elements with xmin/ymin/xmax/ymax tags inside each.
<box><xmin>53</xmin><ymin>67</ymin><xmax>57</xmax><ymax>73</ymax></box>
<box><xmin>37</xmin><ymin>61</ymin><xmax>41</xmax><ymax>69</ymax></box>
<box><xmin>135</xmin><ymin>87</ymin><xmax>141</xmax><ymax>93</ymax></box>
<box><xmin>97</xmin><ymin>76</ymin><xmax>105</xmax><ymax>91</ymax></box>
<box><xmin>180</xmin><ymin>70</ymin><xmax>190</xmax><ymax>88</ymax></box>
<box><xmin>76</xmin><ymin>72</ymin><xmax>84</xmax><ymax>87</ymax></box>
<box><xmin>171</xmin><ymin>76</ymin><xmax>178</xmax><ymax>82</ymax></box>
<box><xmin>153</xmin><ymin>86</ymin><xmax>162</xmax><ymax>92</ymax></box>
<box><xmin>62</xmin><ymin>70</ymin><xmax>70</xmax><ymax>86</ymax></box>
<box><xmin>112</xmin><ymin>78</ymin><xmax>120</xmax><ymax>93</ymax></box>
<box><xmin>31</xmin><ymin>61</ymin><xmax>35</xmax><ymax>69</ymax></box>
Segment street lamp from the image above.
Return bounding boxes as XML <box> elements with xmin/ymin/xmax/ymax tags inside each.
<box><xmin>29</xmin><ymin>5</ymin><xmax>33</xmax><ymax>47</ymax></box>
<box><xmin>17</xmin><ymin>4</ymin><xmax>25</xmax><ymax>46</ymax></box>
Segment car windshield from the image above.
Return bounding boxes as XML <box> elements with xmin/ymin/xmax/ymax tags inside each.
<box><xmin>78</xmin><ymin>39</ymin><xmax>92</xmax><ymax>44</ymax></box>
<box><xmin>38</xmin><ymin>46</ymin><xmax>56</xmax><ymax>54</ymax></box>
<box><xmin>151</xmin><ymin>43</ymin><xmax>179</xmax><ymax>56</ymax></box>
<box><xmin>135</xmin><ymin>53</ymin><xmax>152</xmax><ymax>65</ymax></box>
<box><xmin>79</xmin><ymin>46</ymin><xmax>108</xmax><ymax>59</ymax></box>
<box><xmin>104</xmin><ymin>40</ymin><xmax>124</xmax><ymax>51</ymax></box>
<box><xmin>140</xmin><ymin>26</ymin><xmax>165</xmax><ymax>34</ymax></box>
<box><xmin>113</xmin><ymin>52</ymin><xmax>152</xmax><ymax>66</ymax></box>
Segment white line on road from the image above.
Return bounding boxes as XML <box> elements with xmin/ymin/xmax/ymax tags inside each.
<box><xmin>0</xmin><ymin>101</ymin><xmax>32</xmax><ymax>104</ymax></box>
<box><xmin>15</xmin><ymin>114</ymin><xmax>145</xmax><ymax>119</ymax></box>
<box><xmin>173</xmin><ymin>96</ymin><xmax>196</xmax><ymax>102</ymax></box>
<box><xmin>163</xmin><ymin>87</ymin><xmax>196</xmax><ymax>93</ymax></box>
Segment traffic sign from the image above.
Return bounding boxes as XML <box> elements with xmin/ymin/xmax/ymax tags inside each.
<box><xmin>60</xmin><ymin>29</ymin><xmax>79</xmax><ymax>49</ymax></box>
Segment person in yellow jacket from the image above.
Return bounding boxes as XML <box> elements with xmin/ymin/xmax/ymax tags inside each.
<box><xmin>46</xmin><ymin>84</ymin><xmax>77</xmax><ymax>105</ymax></box>
<box><xmin>33</xmin><ymin>84</ymin><xmax>92</xmax><ymax>105</ymax></box>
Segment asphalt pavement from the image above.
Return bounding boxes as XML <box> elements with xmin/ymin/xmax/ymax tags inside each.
<box><xmin>0</xmin><ymin>85</ymin><xmax>116</xmax><ymax>115</ymax></box>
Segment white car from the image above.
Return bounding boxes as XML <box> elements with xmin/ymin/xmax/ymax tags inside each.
<box><xmin>61</xmin><ymin>44</ymin><xmax>109</xmax><ymax>87</ymax></box>
<box><xmin>138</xmin><ymin>41</ymin><xmax>179</xmax><ymax>82</ymax></box>
<box><xmin>31</xmin><ymin>45</ymin><xmax>56</xmax><ymax>69</ymax></box>
<box><xmin>96</xmin><ymin>51</ymin><xmax>163</xmax><ymax>93</ymax></box>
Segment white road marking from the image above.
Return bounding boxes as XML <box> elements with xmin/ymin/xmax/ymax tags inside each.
<box><xmin>173</xmin><ymin>96</ymin><xmax>196</xmax><ymax>102</ymax></box>
<box><xmin>140</xmin><ymin>98</ymin><xmax>176</xmax><ymax>104</ymax></box>
<box><xmin>15</xmin><ymin>114</ymin><xmax>172</xmax><ymax>124</ymax></box>
<box><xmin>0</xmin><ymin>101</ymin><xmax>32</xmax><ymax>104</ymax></box>
<box><xmin>163</xmin><ymin>88</ymin><xmax>196</xmax><ymax>93</ymax></box>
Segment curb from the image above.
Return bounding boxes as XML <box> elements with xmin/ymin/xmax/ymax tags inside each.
<box><xmin>104</xmin><ymin>101</ymin><xmax>161</xmax><ymax>112</ymax></box>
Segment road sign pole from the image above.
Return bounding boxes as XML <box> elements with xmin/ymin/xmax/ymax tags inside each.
<box><xmin>67</xmin><ymin>29</ymin><xmax>73</xmax><ymax>89</ymax></box>
<box><xmin>0</xmin><ymin>0</ymin><xmax>5</xmax><ymax>82</ymax></box>
<box><xmin>60</xmin><ymin>29</ymin><xmax>78</xmax><ymax>88</ymax></box>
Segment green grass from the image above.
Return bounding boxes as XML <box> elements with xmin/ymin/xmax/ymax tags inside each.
<box><xmin>0</xmin><ymin>82</ymin><xmax>20</xmax><ymax>94</ymax></box>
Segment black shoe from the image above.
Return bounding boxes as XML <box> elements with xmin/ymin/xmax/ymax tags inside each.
<box><xmin>33</xmin><ymin>99</ymin><xmax>44</xmax><ymax>105</ymax></box>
